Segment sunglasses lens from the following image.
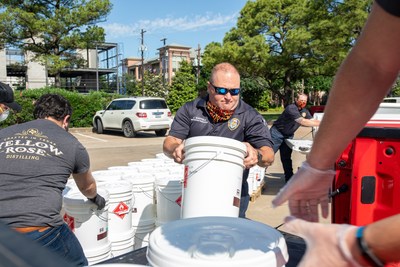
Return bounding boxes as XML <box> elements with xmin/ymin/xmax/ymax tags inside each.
<box><xmin>230</xmin><ymin>89</ymin><xmax>240</xmax><ymax>95</ymax></box>
<box><xmin>216</xmin><ymin>88</ymin><xmax>228</xmax><ymax>95</ymax></box>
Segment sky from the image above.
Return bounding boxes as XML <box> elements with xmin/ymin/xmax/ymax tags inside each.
<box><xmin>98</xmin><ymin>0</ymin><xmax>249</xmax><ymax>60</ymax></box>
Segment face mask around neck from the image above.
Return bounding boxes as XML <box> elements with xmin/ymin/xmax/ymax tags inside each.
<box><xmin>0</xmin><ymin>109</ymin><xmax>10</xmax><ymax>123</ymax></box>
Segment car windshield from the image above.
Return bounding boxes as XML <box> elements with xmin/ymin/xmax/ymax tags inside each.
<box><xmin>139</xmin><ymin>100</ymin><xmax>168</xmax><ymax>109</ymax></box>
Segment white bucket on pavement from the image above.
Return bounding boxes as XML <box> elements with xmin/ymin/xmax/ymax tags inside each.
<box><xmin>181</xmin><ymin>136</ymin><xmax>247</xmax><ymax>218</ymax></box>
<box><xmin>92</xmin><ymin>169</ymin><xmax>124</xmax><ymax>185</ymax></box>
<box><xmin>110</xmin><ymin>227</ymin><xmax>135</xmax><ymax>257</ymax></box>
<box><xmin>98</xmin><ymin>180</ymin><xmax>133</xmax><ymax>256</ymax></box>
<box><xmin>101</xmin><ymin>180</ymin><xmax>133</xmax><ymax>236</ymax></box>
<box><xmin>122</xmin><ymin>173</ymin><xmax>156</xmax><ymax>227</ymax></box>
<box><xmin>62</xmin><ymin>188</ymin><xmax>111</xmax><ymax>263</ymax></box>
<box><xmin>107</xmin><ymin>166</ymin><xmax>140</xmax><ymax>176</ymax></box>
<box><xmin>155</xmin><ymin>175</ymin><xmax>183</xmax><ymax>226</ymax></box>
<box><xmin>133</xmin><ymin>220</ymin><xmax>155</xmax><ymax>250</ymax></box>
<box><xmin>146</xmin><ymin>216</ymin><xmax>288</xmax><ymax>267</ymax></box>
<box><xmin>84</xmin><ymin>241</ymin><xmax>112</xmax><ymax>265</ymax></box>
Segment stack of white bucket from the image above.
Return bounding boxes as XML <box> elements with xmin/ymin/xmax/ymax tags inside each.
<box><xmin>62</xmin><ymin>185</ymin><xmax>112</xmax><ymax>265</ymax></box>
<box><xmin>146</xmin><ymin>136</ymin><xmax>288</xmax><ymax>267</ymax></box>
<box><xmin>62</xmin><ymin>153</ymin><xmax>184</xmax><ymax>265</ymax></box>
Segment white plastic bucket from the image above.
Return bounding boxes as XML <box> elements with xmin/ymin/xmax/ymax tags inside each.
<box><xmin>110</xmin><ymin>227</ymin><xmax>135</xmax><ymax>257</ymax></box>
<box><xmin>155</xmin><ymin>175</ymin><xmax>182</xmax><ymax>226</ymax></box>
<box><xmin>122</xmin><ymin>173</ymin><xmax>156</xmax><ymax>227</ymax></box>
<box><xmin>108</xmin><ymin>166</ymin><xmax>140</xmax><ymax>176</ymax></box>
<box><xmin>146</xmin><ymin>217</ymin><xmax>288</xmax><ymax>267</ymax></box>
<box><xmin>92</xmin><ymin>169</ymin><xmax>124</xmax><ymax>185</ymax></box>
<box><xmin>85</xmin><ymin>241</ymin><xmax>112</xmax><ymax>266</ymax></box>
<box><xmin>133</xmin><ymin>221</ymin><xmax>155</xmax><ymax>250</ymax></box>
<box><xmin>181</xmin><ymin>136</ymin><xmax>247</xmax><ymax>218</ymax></box>
<box><xmin>98</xmin><ymin>181</ymin><xmax>133</xmax><ymax>240</ymax></box>
<box><xmin>62</xmin><ymin>188</ymin><xmax>110</xmax><ymax>252</ymax></box>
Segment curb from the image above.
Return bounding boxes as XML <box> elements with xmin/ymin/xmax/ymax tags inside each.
<box><xmin>70</xmin><ymin>127</ymin><xmax>94</xmax><ymax>133</ymax></box>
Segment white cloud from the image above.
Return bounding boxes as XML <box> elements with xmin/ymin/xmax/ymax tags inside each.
<box><xmin>102</xmin><ymin>12</ymin><xmax>238</xmax><ymax>38</ymax></box>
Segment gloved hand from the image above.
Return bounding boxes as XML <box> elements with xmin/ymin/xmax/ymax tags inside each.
<box><xmin>88</xmin><ymin>193</ymin><xmax>106</xmax><ymax>210</ymax></box>
<box><xmin>272</xmin><ymin>161</ymin><xmax>335</xmax><ymax>222</ymax></box>
<box><xmin>284</xmin><ymin>216</ymin><xmax>360</xmax><ymax>267</ymax></box>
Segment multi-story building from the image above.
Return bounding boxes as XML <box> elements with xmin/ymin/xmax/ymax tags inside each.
<box><xmin>1</xmin><ymin>42</ymin><xmax>201</xmax><ymax>92</ymax></box>
<box><xmin>123</xmin><ymin>43</ymin><xmax>201</xmax><ymax>86</ymax></box>
<box><xmin>1</xmin><ymin>43</ymin><xmax>120</xmax><ymax>92</ymax></box>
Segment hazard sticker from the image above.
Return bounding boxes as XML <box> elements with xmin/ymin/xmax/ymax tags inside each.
<box><xmin>63</xmin><ymin>213</ymin><xmax>75</xmax><ymax>231</ymax></box>
<box><xmin>175</xmin><ymin>195</ymin><xmax>182</xmax><ymax>207</ymax></box>
<box><xmin>183</xmin><ymin>166</ymin><xmax>189</xmax><ymax>188</ymax></box>
<box><xmin>113</xmin><ymin>201</ymin><xmax>129</xmax><ymax>219</ymax></box>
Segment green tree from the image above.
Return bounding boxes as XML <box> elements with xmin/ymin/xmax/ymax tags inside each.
<box><xmin>241</xmin><ymin>77</ymin><xmax>271</xmax><ymax>111</ymax></box>
<box><xmin>142</xmin><ymin>71</ymin><xmax>168</xmax><ymax>98</ymax></box>
<box><xmin>202</xmin><ymin>0</ymin><xmax>371</xmax><ymax>106</ymax></box>
<box><xmin>167</xmin><ymin>60</ymin><xmax>198</xmax><ymax>113</ymax></box>
<box><xmin>0</xmin><ymin>0</ymin><xmax>112</xmax><ymax>87</ymax></box>
<box><xmin>122</xmin><ymin>73</ymin><xmax>139</xmax><ymax>96</ymax></box>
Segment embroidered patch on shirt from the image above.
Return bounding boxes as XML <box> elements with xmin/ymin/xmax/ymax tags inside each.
<box><xmin>228</xmin><ymin>118</ymin><xmax>240</xmax><ymax>131</ymax></box>
<box><xmin>301</xmin><ymin>112</ymin><xmax>307</xmax><ymax>118</ymax></box>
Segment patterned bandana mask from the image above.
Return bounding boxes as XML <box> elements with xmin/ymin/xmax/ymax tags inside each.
<box><xmin>206</xmin><ymin>101</ymin><xmax>235</xmax><ymax>123</ymax></box>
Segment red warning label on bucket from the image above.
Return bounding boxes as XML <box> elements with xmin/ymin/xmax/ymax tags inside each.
<box><xmin>113</xmin><ymin>202</ymin><xmax>129</xmax><ymax>219</ymax></box>
<box><xmin>175</xmin><ymin>195</ymin><xmax>182</xmax><ymax>207</ymax></box>
<box><xmin>184</xmin><ymin>165</ymin><xmax>189</xmax><ymax>188</ymax></box>
<box><xmin>63</xmin><ymin>213</ymin><xmax>75</xmax><ymax>231</ymax></box>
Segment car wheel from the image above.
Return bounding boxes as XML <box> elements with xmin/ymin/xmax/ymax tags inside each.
<box><xmin>155</xmin><ymin>129</ymin><xmax>167</xmax><ymax>136</ymax></box>
<box><xmin>123</xmin><ymin>121</ymin><xmax>136</xmax><ymax>138</ymax></box>
<box><xmin>96</xmin><ymin>119</ymin><xmax>104</xmax><ymax>134</ymax></box>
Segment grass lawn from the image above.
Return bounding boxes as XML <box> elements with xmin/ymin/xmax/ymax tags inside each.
<box><xmin>260</xmin><ymin>110</ymin><xmax>282</xmax><ymax>124</ymax></box>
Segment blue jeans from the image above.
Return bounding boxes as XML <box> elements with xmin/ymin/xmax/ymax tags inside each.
<box><xmin>270</xmin><ymin>126</ymin><xmax>294</xmax><ymax>182</ymax></box>
<box><xmin>239</xmin><ymin>194</ymin><xmax>250</xmax><ymax>218</ymax></box>
<box><xmin>239</xmin><ymin>169</ymin><xmax>250</xmax><ymax>218</ymax></box>
<box><xmin>24</xmin><ymin>223</ymin><xmax>88</xmax><ymax>267</ymax></box>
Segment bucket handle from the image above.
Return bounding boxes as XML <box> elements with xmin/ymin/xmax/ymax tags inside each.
<box><xmin>90</xmin><ymin>208</ymin><xmax>108</xmax><ymax>222</ymax></box>
<box><xmin>156</xmin><ymin>187</ymin><xmax>182</xmax><ymax>205</ymax></box>
<box><xmin>187</xmin><ymin>151</ymin><xmax>223</xmax><ymax>178</ymax></box>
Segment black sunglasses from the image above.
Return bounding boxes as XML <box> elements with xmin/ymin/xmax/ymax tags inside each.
<box><xmin>210</xmin><ymin>83</ymin><xmax>240</xmax><ymax>96</ymax></box>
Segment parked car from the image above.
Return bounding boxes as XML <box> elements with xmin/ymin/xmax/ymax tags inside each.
<box><xmin>382</xmin><ymin>97</ymin><xmax>400</xmax><ymax>103</ymax></box>
<box><xmin>92</xmin><ymin>97</ymin><xmax>173</xmax><ymax>137</ymax></box>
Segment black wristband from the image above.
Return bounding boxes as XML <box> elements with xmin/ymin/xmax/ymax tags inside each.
<box><xmin>356</xmin><ymin>226</ymin><xmax>385</xmax><ymax>267</ymax></box>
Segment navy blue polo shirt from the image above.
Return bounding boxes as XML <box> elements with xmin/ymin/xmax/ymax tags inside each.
<box><xmin>169</xmin><ymin>96</ymin><xmax>273</xmax><ymax>197</ymax></box>
<box><xmin>272</xmin><ymin>103</ymin><xmax>312</xmax><ymax>137</ymax></box>
<box><xmin>169</xmin><ymin>96</ymin><xmax>273</xmax><ymax>149</ymax></box>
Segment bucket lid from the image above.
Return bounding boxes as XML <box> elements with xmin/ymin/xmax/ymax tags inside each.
<box><xmin>184</xmin><ymin>136</ymin><xmax>247</xmax><ymax>156</ymax></box>
<box><xmin>155</xmin><ymin>175</ymin><xmax>182</xmax><ymax>186</ymax></box>
<box><xmin>98</xmin><ymin>180</ymin><xmax>133</xmax><ymax>194</ymax></box>
<box><xmin>122</xmin><ymin>173</ymin><xmax>155</xmax><ymax>184</ymax></box>
<box><xmin>63</xmin><ymin>188</ymin><xmax>109</xmax><ymax>205</ymax></box>
<box><xmin>147</xmin><ymin>217</ymin><xmax>288</xmax><ymax>267</ymax></box>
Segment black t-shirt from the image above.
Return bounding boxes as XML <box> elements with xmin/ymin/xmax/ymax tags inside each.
<box><xmin>376</xmin><ymin>0</ymin><xmax>400</xmax><ymax>17</ymax></box>
<box><xmin>273</xmin><ymin>103</ymin><xmax>312</xmax><ymax>137</ymax></box>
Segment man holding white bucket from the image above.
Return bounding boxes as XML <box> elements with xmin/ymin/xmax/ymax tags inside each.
<box><xmin>163</xmin><ymin>62</ymin><xmax>274</xmax><ymax>218</ymax></box>
<box><xmin>0</xmin><ymin>94</ymin><xmax>106</xmax><ymax>266</ymax></box>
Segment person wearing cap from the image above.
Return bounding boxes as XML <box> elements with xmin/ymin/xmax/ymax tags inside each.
<box><xmin>163</xmin><ymin>62</ymin><xmax>274</xmax><ymax>218</ymax></box>
<box><xmin>0</xmin><ymin>93</ymin><xmax>106</xmax><ymax>266</ymax></box>
<box><xmin>0</xmin><ymin>82</ymin><xmax>22</xmax><ymax>123</ymax></box>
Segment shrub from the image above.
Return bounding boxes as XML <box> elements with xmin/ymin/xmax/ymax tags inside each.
<box><xmin>3</xmin><ymin>88</ymin><xmax>120</xmax><ymax>128</ymax></box>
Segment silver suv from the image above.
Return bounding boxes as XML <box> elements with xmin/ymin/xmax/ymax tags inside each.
<box><xmin>93</xmin><ymin>97</ymin><xmax>173</xmax><ymax>137</ymax></box>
